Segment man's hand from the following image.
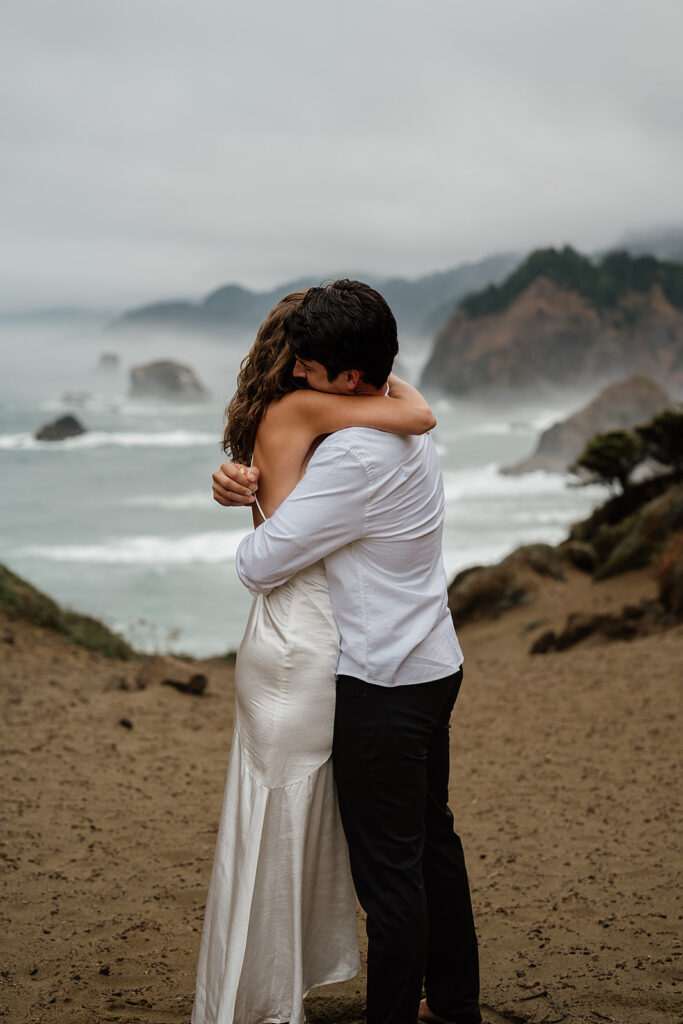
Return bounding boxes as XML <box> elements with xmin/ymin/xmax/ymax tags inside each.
<box><xmin>212</xmin><ymin>461</ymin><xmax>260</xmax><ymax>507</ymax></box>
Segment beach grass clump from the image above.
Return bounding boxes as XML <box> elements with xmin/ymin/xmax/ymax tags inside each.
<box><xmin>656</xmin><ymin>532</ymin><xmax>683</xmax><ymax>617</ymax></box>
<box><xmin>448</xmin><ymin>543</ymin><xmax>565</xmax><ymax>624</ymax></box>
<box><xmin>0</xmin><ymin>562</ymin><xmax>136</xmax><ymax>659</ymax></box>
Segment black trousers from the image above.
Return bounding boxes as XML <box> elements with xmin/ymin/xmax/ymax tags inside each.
<box><xmin>333</xmin><ymin>668</ymin><xmax>481</xmax><ymax>1024</ymax></box>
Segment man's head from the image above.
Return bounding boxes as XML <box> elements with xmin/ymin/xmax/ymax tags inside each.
<box><xmin>285</xmin><ymin>279</ymin><xmax>398</xmax><ymax>394</ymax></box>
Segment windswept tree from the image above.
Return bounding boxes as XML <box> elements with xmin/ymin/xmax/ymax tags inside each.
<box><xmin>570</xmin><ymin>430</ymin><xmax>643</xmax><ymax>493</ymax></box>
<box><xmin>635</xmin><ymin>409</ymin><xmax>683</xmax><ymax>472</ymax></box>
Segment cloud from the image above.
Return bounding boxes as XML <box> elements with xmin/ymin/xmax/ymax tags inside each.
<box><xmin>1</xmin><ymin>0</ymin><xmax>682</xmax><ymax>309</ymax></box>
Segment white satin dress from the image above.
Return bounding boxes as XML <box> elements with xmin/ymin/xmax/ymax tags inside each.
<box><xmin>191</xmin><ymin>506</ymin><xmax>360</xmax><ymax>1024</ymax></box>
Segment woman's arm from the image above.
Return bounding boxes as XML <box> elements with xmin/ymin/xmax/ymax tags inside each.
<box><xmin>213</xmin><ymin>377</ymin><xmax>435</xmax><ymax>518</ymax></box>
<box><xmin>280</xmin><ymin>374</ymin><xmax>436</xmax><ymax>439</ymax></box>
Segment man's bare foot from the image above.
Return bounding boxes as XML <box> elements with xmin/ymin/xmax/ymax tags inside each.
<box><xmin>418</xmin><ymin>998</ymin><xmax>456</xmax><ymax>1024</ymax></box>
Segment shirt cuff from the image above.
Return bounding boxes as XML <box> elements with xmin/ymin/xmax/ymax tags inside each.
<box><xmin>235</xmin><ymin>540</ymin><xmax>272</xmax><ymax>597</ymax></box>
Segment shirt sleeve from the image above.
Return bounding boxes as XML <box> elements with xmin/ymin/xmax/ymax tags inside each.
<box><xmin>235</xmin><ymin>442</ymin><xmax>368</xmax><ymax>596</ymax></box>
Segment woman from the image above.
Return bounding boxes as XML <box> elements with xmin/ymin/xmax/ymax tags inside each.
<box><xmin>191</xmin><ymin>291</ymin><xmax>436</xmax><ymax>1024</ymax></box>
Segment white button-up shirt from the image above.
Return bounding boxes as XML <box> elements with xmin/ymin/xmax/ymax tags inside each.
<box><xmin>235</xmin><ymin>428</ymin><xmax>463</xmax><ymax>687</ymax></box>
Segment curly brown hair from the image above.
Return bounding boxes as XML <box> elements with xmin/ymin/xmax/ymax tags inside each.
<box><xmin>222</xmin><ymin>290</ymin><xmax>306</xmax><ymax>463</ymax></box>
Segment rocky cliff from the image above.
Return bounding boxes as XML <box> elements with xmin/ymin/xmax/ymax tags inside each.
<box><xmin>421</xmin><ymin>249</ymin><xmax>683</xmax><ymax>396</ymax></box>
<box><xmin>503</xmin><ymin>374</ymin><xmax>673</xmax><ymax>474</ymax></box>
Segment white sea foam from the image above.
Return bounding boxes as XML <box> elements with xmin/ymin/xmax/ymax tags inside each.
<box><xmin>22</xmin><ymin>529</ymin><xmax>249</xmax><ymax>565</ymax></box>
<box><xmin>458</xmin><ymin>421</ymin><xmax>529</xmax><ymax>437</ymax></box>
<box><xmin>0</xmin><ymin>429</ymin><xmax>218</xmax><ymax>451</ymax></box>
<box><xmin>442</xmin><ymin>463</ymin><xmax>574</xmax><ymax>501</ymax></box>
<box><xmin>450</xmin><ymin>409</ymin><xmax>563</xmax><ymax>438</ymax></box>
<box><xmin>122</xmin><ymin>492</ymin><xmax>211</xmax><ymax>509</ymax></box>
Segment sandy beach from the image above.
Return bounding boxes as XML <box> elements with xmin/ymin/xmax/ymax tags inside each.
<box><xmin>1</xmin><ymin>563</ymin><xmax>681</xmax><ymax>1024</ymax></box>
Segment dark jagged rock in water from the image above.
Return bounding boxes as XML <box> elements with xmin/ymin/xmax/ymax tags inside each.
<box><xmin>97</xmin><ymin>352</ymin><xmax>119</xmax><ymax>371</ymax></box>
<box><xmin>503</xmin><ymin>374</ymin><xmax>673</xmax><ymax>475</ymax></box>
<box><xmin>35</xmin><ymin>414</ymin><xmax>86</xmax><ymax>441</ymax></box>
<box><xmin>421</xmin><ymin>248</ymin><xmax>683</xmax><ymax>397</ymax></box>
<box><xmin>129</xmin><ymin>360</ymin><xmax>208</xmax><ymax>401</ymax></box>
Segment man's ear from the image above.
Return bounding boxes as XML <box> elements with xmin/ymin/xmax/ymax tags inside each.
<box><xmin>344</xmin><ymin>369</ymin><xmax>363</xmax><ymax>392</ymax></box>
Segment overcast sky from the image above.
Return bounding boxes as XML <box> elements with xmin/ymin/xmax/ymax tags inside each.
<box><xmin>1</xmin><ymin>0</ymin><xmax>682</xmax><ymax>311</ymax></box>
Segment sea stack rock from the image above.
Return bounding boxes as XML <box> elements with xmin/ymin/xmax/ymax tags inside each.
<box><xmin>35</xmin><ymin>414</ymin><xmax>86</xmax><ymax>441</ymax></box>
<box><xmin>97</xmin><ymin>352</ymin><xmax>119</xmax><ymax>371</ymax></box>
<box><xmin>503</xmin><ymin>374</ymin><xmax>672</xmax><ymax>475</ymax></box>
<box><xmin>128</xmin><ymin>360</ymin><xmax>208</xmax><ymax>401</ymax></box>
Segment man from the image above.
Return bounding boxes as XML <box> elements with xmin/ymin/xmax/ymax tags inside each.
<box><xmin>213</xmin><ymin>280</ymin><xmax>481</xmax><ymax>1024</ymax></box>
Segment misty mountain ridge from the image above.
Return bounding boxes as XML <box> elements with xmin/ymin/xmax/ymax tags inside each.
<box><xmin>109</xmin><ymin>255</ymin><xmax>520</xmax><ymax>340</ymax></box>
<box><xmin>105</xmin><ymin>227</ymin><xmax>683</xmax><ymax>341</ymax></box>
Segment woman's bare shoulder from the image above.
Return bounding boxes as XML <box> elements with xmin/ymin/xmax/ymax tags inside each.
<box><xmin>263</xmin><ymin>389</ymin><xmax>323</xmax><ymax>419</ymax></box>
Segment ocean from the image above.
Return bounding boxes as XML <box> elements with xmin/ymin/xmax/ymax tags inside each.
<box><xmin>0</xmin><ymin>320</ymin><xmax>605</xmax><ymax>656</ymax></box>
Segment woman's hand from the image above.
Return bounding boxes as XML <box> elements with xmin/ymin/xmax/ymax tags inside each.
<box><xmin>212</xmin><ymin>462</ymin><xmax>260</xmax><ymax>507</ymax></box>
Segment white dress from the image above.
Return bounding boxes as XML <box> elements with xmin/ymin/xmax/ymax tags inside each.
<box><xmin>191</xmin><ymin>556</ymin><xmax>360</xmax><ymax>1024</ymax></box>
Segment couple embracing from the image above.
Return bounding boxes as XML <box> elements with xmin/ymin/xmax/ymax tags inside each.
<box><xmin>191</xmin><ymin>280</ymin><xmax>481</xmax><ymax>1024</ymax></box>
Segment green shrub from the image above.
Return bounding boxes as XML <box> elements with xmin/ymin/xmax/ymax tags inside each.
<box><xmin>0</xmin><ymin>563</ymin><xmax>136</xmax><ymax>659</ymax></box>
<box><xmin>571</xmin><ymin>430</ymin><xmax>644</xmax><ymax>493</ymax></box>
<box><xmin>636</xmin><ymin>409</ymin><xmax>683</xmax><ymax>472</ymax></box>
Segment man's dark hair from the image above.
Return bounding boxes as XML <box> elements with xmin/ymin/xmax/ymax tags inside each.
<box><xmin>285</xmin><ymin>279</ymin><xmax>398</xmax><ymax>387</ymax></box>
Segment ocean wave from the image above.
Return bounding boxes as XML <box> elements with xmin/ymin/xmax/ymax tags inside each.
<box><xmin>441</xmin><ymin>462</ymin><xmax>606</xmax><ymax>503</ymax></box>
<box><xmin>40</xmin><ymin>397</ymin><xmax>210</xmax><ymax>417</ymax></box>
<box><xmin>22</xmin><ymin>529</ymin><xmax>249</xmax><ymax>565</ymax></box>
<box><xmin>0</xmin><ymin>429</ymin><xmax>219</xmax><ymax>451</ymax></box>
<box><xmin>442</xmin><ymin>463</ymin><xmax>568</xmax><ymax>500</ymax></box>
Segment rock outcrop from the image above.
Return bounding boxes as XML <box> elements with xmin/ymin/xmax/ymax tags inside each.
<box><xmin>35</xmin><ymin>414</ymin><xmax>86</xmax><ymax>441</ymax></box>
<box><xmin>447</xmin><ymin>543</ymin><xmax>566</xmax><ymax>625</ymax></box>
<box><xmin>136</xmin><ymin>655</ymin><xmax>208</xmax><ymax>695</ymax></box>
<box><xmin>529</xmin><ymin>598</ymin><xmax>673</xmax><ymax>654</ymax></box>
<box><xmin>128</xmin><ymin>360</ymin><xmax>208</xmax><ymax>401</ymax></box>
<box><xmin>421</xmin><ymin>250</ymin><xmax>683</xmax><ymax>397</ymax></box>
<box><xmin>447</xmin><ymin>476</ymin><xmax>683</xmax><ymax>631</ymax></box>
<box><xmin>503</xmin><ymin>374</ymin><xmax>673</xmax><ymax>474</ymax></box>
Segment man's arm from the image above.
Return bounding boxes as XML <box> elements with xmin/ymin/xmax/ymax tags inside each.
<box><xmin>236</xmin><ymin>444</ymin><xmax>368</xmax><ymax>596</ymax></box>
